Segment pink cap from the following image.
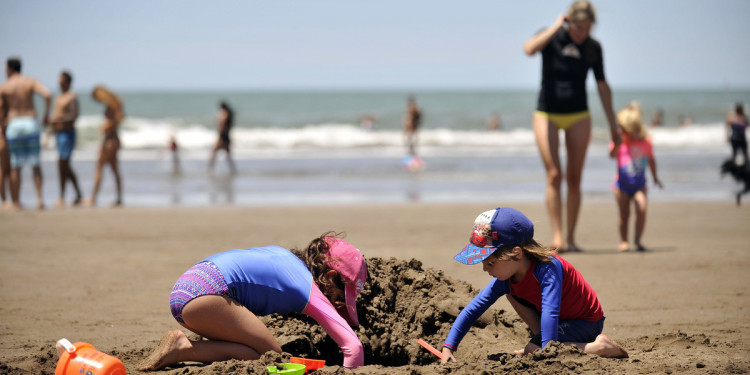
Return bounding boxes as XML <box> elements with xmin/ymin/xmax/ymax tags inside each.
<box><xmin>324</xmin><ymin>237</ymin><xmax>367</xmax><ymax>326</ymax></box>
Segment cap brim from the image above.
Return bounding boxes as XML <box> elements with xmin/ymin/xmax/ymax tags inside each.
<box><xmin>337</xmin><ymin>282</ymin><xmax>360</xmax><ymax>327</ymax></box>
<box><xmin>453</xmin><ymin>243</ymin><xmax>494</xmax><ymax>265</ymax></box>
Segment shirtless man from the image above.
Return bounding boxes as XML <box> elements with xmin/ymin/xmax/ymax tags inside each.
<box><xmin>50</xmin><ymin>71</ymin><xmax>83</xmax><ymax>207</ymax></box>
<box><xmin>403</xmin><ymin>95</ymin><xmax>421</xmax><ymax>156</ymax></box>
<box><xmin>0</xmin><ymin>57</ymin><xmax>51</xmax><ymax>210</ymax></box>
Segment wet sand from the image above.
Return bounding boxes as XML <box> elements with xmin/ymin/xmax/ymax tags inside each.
<box><xmin>1</xmin><ymin>201</ymin><xmax>748</xmax><ymax>374</ymax></box>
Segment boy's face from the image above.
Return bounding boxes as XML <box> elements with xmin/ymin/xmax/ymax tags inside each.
<box><xmin>481</xmin><ymin>255</ymin><xmax>520</xmax><ymax>281</ymax></box>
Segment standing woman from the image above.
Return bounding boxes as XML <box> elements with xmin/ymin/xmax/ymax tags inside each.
<box><xmin>523</xmin><ymin>0</ymin><xmax>620</xmax><ymax>252</ymax></box>
<box><xmin>88</xmin><ymin>85</ymin><xmax>124</xmax><ymax>207</ymax></box>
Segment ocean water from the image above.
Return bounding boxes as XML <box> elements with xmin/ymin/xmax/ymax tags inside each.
<box><xmin>13</xmin><ymin>89</ymin><xmax>750</xmax><ymax>208</ymax></box>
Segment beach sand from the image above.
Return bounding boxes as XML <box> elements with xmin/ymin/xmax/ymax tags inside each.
<box><xmin>1</xmin><ymin>201</ymin><xmax>749</xmax><ymax>374</ymax></box>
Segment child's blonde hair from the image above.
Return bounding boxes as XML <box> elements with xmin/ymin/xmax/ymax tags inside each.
<box><xmin>489</xmin><ymin>239</ymin><xmax>557</xmax><ymax>263</ymax></box>
<box><xmin>617</xmin><ymin>101</ymin><xmax>648</xmax><ymax>140</ymax></box>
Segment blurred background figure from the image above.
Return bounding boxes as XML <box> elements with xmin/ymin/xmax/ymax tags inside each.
<box><xmin>726</xmin><ymin>102</ymin><xmax>748</xmax><ymax>166</ymax></box>
<box><xmin>0</xmin><ymin>57</ymin><xmax>51</xmax><ymax>210</ymax></box>
<box><xmin>88</xmin><ymin>85</ymin><xmax>124</xmax><ymax>207</ymax></box>
<box><xmin>403</xmin><ymin>95</ymin><xmax>421</xmax><ymax>156</ymax></box>
<box><xmin>487</xmin><ymin>112</ymin><xmax>501</xmax><ymax>131</ymax></box>
<box><xmin>168</xmin><ymin>129</ymin><xmax>181</xmax><ymax>176</ymax></box>
<box><xmin>649</xmin><ymin>108</ymin><xmax>663</xmax><ymax>127</ymax></box>
<box><xmin>678</xmin><ymin>115</ymin><xmax>693</xmax><ymax>127</ymax></box>
<box><xmin>49</xmin><ymin>70</ymin><xmax>83</xmax><ymax>207</ymax></box>
<box><xmin>208</xmin><ymin>100</ymin><xmax>236</xmax><ymax>175</ymax></box>
<box><xmin>360</xmin><ymin>113</ymin><xmax>377</xmax><ymax>130</ymax></box>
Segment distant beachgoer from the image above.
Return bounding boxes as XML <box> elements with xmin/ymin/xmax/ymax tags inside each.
<box><xmin>168</xmin><ymin>129</ymin><xmax>181</xmax><ymax>176</ymax></box>
<box><xmin>137</xmin><ymin>233</ymin><xmax>367</xmax><ymax>371</ymax></box>
<box><xmin>523</xmin><ymin>0</ymin><xmax>621</xmax><ymax>252</ymax></box>
<box><xmin>360</xmin><ymin>114</ymin><xmax>376</xmax><ymax>130</ymax></box>
<box><xmin>678</xmin><ymin>115</ymin><xmax>693</xmax><ymax>127</ymax></box>
<box><xmin>440</xmin><ymin>208</ymin><xmax>628</xmax><ymax>362</ymax></box>
<box><xmin>649</xmin><ymin>108</ymin><xmax>663</xmax><ymax>127</ymax></box>
<box><xmin>87</xmin><ymin>85</ymin><xmax>124</xmax><ymax>207</ymax></box>
<box><xmin>0</xmin><ymin>57</ymin><xmax>51</xmax><ymax>210</ymax></box>
<box><xmin>726</xmin><ymin>103</ymin><xmax>748</xmax><ymax>166</ymax></box>
<box><xmin>50</xmin><ymin>71</ymin><xmax>83</xmax><ymax>207</ymax></box>
<box><xmin>208</xmin><ymin>101</ymin><xmax>236</xmax><ymax>175</ymax></box>
<box><xmin>403</xmin><ymin>95</ymin><xmax>421</xmax><ymax>156</ymax></box>
<box><xmin>610</xmin><ymin>102</ymin><xmax>663</xmax><ymax>252</ymax></box>
<box><xmin>487</xmin><ymin>113</ymin><xmax>501</xmax><ymax>131</ymax></box>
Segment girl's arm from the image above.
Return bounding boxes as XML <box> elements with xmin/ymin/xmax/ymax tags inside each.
<box><xmin>649</xmin><ymin>156</ymin><xmax>663</xmax><ymax>189</ymax></box>
<box><xmin>536</xmin><ymin>260</ymin><xmax>564</xmax><ymax>349</ymax></box>
<box><xmin>443</xmin><ymin>278</ymin><xmax>508</xmax><ymax>354</ymax></box>
<box><xmin>523</xmin><ymin>15</ymin><xmax>566</xmax><ymax>56</ymax></box>
<box><xmin>303</xmin><ymin>284</ymin><xmax>364</xmax><ymax>369</ymax></box>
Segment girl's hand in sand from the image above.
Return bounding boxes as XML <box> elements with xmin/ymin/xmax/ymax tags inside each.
<box><xmin>440</xmin><ymin>347</ymin><xmax>456</xmax><ymax>363</ymax></box>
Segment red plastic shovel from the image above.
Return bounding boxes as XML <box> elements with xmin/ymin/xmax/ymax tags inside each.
<box><xmin>417</xmin><ymin>338</ymin><xmax>443</xmax><ymax>359</ymax></box>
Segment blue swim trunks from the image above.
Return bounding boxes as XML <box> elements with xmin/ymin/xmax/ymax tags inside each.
<box><xmin>56</xmin><ymin>129</ymin><xmax>76</xmax><ymax>161</ymax></box>
<box><xmin>529</xmin><ymin>317</ymin><xmax>605</xmax><ymax>347</ymax></box>
<box><xmin>6</xmin><ymin>117</ymin><xmax>41</xmax><ymax>168</ymax></box>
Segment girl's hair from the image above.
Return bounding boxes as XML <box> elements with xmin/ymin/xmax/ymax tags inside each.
<box><xmin>92</xmin><ymin>85</ymin><xmax>122</xmax><ymax>109</ymax></box>
<box><xmin>291</xmin><ymin>231</ymin><xmax>344</xmax><ymax>291</ymax></box>
<box><xmin>489</xmin><ymin>239</ymin><xmax>557</xmax><ymax>263</ymax></box>
<box><xmin>617</xmin><ymin>101</ymin><xmax>647</xmax><ymax>140</ymax></box>
<box><xmin>568</xmin><ymin>0</ymin><xmax>596</xmax><ymax>23</ymax></box>
<box><xmin>735</xmin><ymin>103</ymin><xmax>745</xmax><ymax>116</ymax></box>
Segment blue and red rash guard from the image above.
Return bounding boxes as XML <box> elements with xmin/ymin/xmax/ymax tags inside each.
<box><xmin>443</xmin><ymin>255</ymin><xmax>603</xmax><ymax>350</ymax></box>
<box><xmin>204</xmin><ymin>246</ymin><xmax>363</xmax><ymax>368</ymax></box>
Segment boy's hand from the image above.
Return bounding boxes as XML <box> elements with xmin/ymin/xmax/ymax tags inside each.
<box><xmin>440</xmin><ymin>347</ymin><xmax>456</xmax><ymax>363</ymax></box>
<box><xmin>654</xmin><ymin>178</ymin><xmax>664</xmax><ymax>189</ymax></box>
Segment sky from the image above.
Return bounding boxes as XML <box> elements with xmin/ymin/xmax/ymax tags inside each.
<box><xmin>1</xmin><ymin>0</ymin><xmax>748</xmax><ymax>91</ymax></box>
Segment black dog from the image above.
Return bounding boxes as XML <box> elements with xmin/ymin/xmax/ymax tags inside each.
<box><xmin>720</xmin><ymin>159</ymin><xmax>750</xmax><ymax>205</ymax></box>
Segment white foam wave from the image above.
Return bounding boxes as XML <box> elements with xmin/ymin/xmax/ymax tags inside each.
<box><xmin>73</xmin><ymin>116</ymin><xmax>730</xmax><ymax>152</ymax></box>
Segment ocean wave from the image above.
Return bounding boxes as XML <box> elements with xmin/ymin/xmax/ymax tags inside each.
<box><xmin>72</xmin><ymin>115</ymin><xmax>730</xmax><ymax>152</ymax></box>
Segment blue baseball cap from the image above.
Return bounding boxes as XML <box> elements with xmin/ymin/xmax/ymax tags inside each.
<box><xmin>453</xmin><ymin>207</ymin><xmax>534</xmax><ymax>265</ymax></box>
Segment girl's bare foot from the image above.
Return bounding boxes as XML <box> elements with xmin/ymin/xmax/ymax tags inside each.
<box><xmin>137</xmin><ymin>330</ymin><xmax>189</xmax><ymax>371</ymax></box>
<box><xmin>586</xmin><ymin>335</ymin><xmax>628</xmax><ymax>358</ymax></box>
<box><xmin>618</xmin><ymin>242</ymin><xmax>630</xmax><ymax>252</ymax></box>
<box><xmin>55</xmin><ymin>199</ymin><xmax>65</xmax><ymax>209</ymax></box>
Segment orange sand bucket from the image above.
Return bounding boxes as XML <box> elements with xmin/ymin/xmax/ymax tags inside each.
<box><xmin>55</xmin><ymin>338</ymin><xmax>126</xmax><ymax>375</ymax></box>
<box><xmin>290</xmin><ymin>357</ymin><xmax>325</xmax><ymax>372</ymax></box>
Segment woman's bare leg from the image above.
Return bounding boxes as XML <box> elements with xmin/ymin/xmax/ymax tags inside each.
<box><xmin>138</xmin><ymin>295</ymin><xmax>281</xmax><ymax>371</ymax></box>
<box><xmin>109</xmin><ymin>148</ymin><xmax>122</xmax><ymax>206</ymax></box>
<box><xmin>563</xmin><ymin>118</ymin><xmax>591</xmax><ymax>252</ymax></box>
<box><xmin>533</xmin><ymin>113</ymin><xmax>563</xmax><ymax>250</ymax></box>
<box><xmin>88</xmin><ymin>156</ymin><xmax>105</xmax><ymax>206</ymax></box>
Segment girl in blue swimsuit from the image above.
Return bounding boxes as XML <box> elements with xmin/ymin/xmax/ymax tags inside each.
<box><xmin>138</xmin><ymin>233</ymin><xmax>368</xmax><ymax>371</ymax></box>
